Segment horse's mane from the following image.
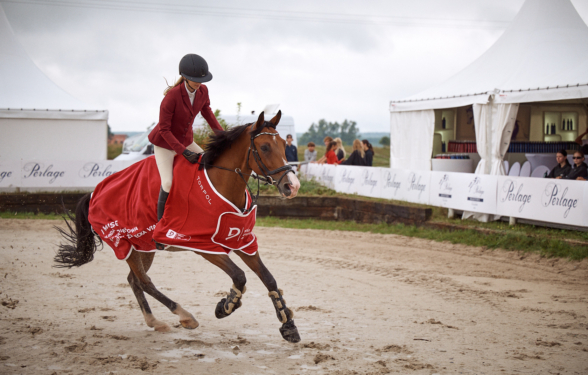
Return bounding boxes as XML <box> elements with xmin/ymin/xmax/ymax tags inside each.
<box><xmin>200</xmin><ymin>121</ymin><xmax>272</xmax><ymax>169</ymax></box>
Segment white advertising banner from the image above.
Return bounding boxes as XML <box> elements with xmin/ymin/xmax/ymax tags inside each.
<box><xmin>0</xmin><ymin>161</ymin><xmax>21</xmax><ymax>188</ymax></box>
<box><xmin>18</xmin><ymin>160</ymin><xmax>132</xmax><ymax>189</ymax></box>
<box><xmin>357</xmin><ymin>167</ymin><xmax>383</xmax><ymax>198</ymax></box>
<box><xmin>429</xmin><ymin>172</ymin><xmax>498</xmax><ymax>214</ymax></box>
<box><xmin>20</xmin><ymin>160</ymin><xmax>78</xmax><ymax>188</ymax></box>
<box><xmin>496</xmin><ymin>176</ymin><xmax>586</xmax><ymax>227</ymax></box>
<box><xmin>309</xmin><ymin>163</ymin><xmax>323</xmax><ymax>183</ymax></box>
<box><xmin>319</xmin><ymin>165</ymin><xmax>337</xmax><ymax>190</ymax></box>
<box><xmin>72</xmin><ymin>160</ymin><xmax>133</xmax><ymax>187</ymax></box>
<box><xmin>379</xmin><ymin>168</ymin><xmax>406</xmax><ymax>201</ymax></box>
<box><xmin>303</xmin><ymin>162</ymin><xmax>317</xmax><ymax>181</ymax></box>
<box><xmin>334</xmin><ymin>165</ymin><xmax>363</xmax><ymax>195</ymax></box>
<box><xmin>379</xmin><ymin>168</ymin><xmax>431</xmax><ymax>205</ymax></box>
<box><xmin>298</xmin><ymin>163</ymin><xmax>308</xmax><ymax>177</ymax></box>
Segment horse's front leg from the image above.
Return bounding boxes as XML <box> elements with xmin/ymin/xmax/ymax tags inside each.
<box><xmin>198</xmin><ymin>253</ymin><xmax>247</xmax><ymax>319</ymax></box>
<box><xmin>127</xmin><ymin>251</ymin><xmax>199</xmax><ymax>331</ymax></box>
<box><xmin>235</xmin><ymin>251</ymin><xmax>300</xmax><ymax>343</ymax></box>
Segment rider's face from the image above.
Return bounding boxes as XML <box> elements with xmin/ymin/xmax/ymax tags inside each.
<box><xmin>186</xmin><ymin>80</ymin><xmax>201</xmax><ymax>92</ymax></box>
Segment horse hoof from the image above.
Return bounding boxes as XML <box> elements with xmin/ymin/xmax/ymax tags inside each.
<box><xmin>154</xmin><ymin>323</ymin><xmax>171</xmax><ymax>333</ymax></box>
<box><xmin>215</xmin><ymin>298</ymin><xmax>229</xmax><ymax>319</ymax></box>
<box><xmin>180</xmin><ymin>317</ymin><xmax>199</xmax><ymax>329</ymax></box>
<box><xmin>279</xmin><ymin>320</ymin><xmax>301</xmax><ymax>343</ymax></box>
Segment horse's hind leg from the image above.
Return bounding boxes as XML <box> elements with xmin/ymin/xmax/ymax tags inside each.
<box><xmin>127</xmin><ymin>269</ymin><xmax>170</xmax><ymax>332</ymax></box>
<box><xmin>235</xmin><ymin>251</ymin><xmax>300</xmax><ymax>343</ymax></box>
<box><xmin>127</xmin><ymin>251</ymin><xmax>199</xmax><ymax>331</ymax></box>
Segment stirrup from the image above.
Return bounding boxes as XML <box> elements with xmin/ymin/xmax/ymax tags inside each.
<box><xmin>153</xmin><ymin>239</ymin><xmax>165</xmax><ymax>250</ymax></box>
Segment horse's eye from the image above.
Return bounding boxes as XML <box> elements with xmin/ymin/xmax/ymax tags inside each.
<box><xmin>260</xmin><ymin>144</ymin><xmax>270</xmax><ymax>153</ymax></box>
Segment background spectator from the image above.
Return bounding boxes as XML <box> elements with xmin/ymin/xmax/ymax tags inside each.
<box><xmin>341</xmin><ymin>139</ymin><xmax>366</xmax><ymax>166</ymax></box>
<box><xmin>362</xmin><ymin>140</ymin><xmax>374</xmax><ymax>166</ymax></box>
<box><xmin>334</xmin><ymin>137</ymin><xmax>346</xmax><ymax>161</ymax></box>
<box><xmin>546</xmin><ymin>149</ymin><xmax>571</xmax><ymax>178</ymax></box>
<box><xmin>284</xmin><ymin>134</ymin><xmax>298</xmax><ymax>163</ymax></box>
<box><xmin>562</xmin><ymin>151</ymin><xmax>587</xmax><ymax>180</ymax></box>
<box><xmin>324</xmin><ymin>141</ymin><xmax>342</xmax><ymax>164</ymax></box>
<box><xmin>316</xmin><ymin>136</ymin><xmax>334</xmax><ymax>164</ymax></box>
<box><xmin>305</xmin><ymin>142</ymin><xmax>317</xmax><ymax>162</ymax></box>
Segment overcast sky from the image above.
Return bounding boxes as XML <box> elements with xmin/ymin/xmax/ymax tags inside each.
<box><xmin>3</xmin><ymin>0</ymin><xmax>588</xmax><ymax>133</ymax></box>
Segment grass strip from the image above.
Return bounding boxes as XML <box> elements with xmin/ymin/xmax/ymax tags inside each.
<box><xmin>256</xmin><ymin>217</ymin><xmax>588</xmax><ymax>261</ymax></box>
<box><xmin>0</xmin><ymin>211</ymin><xmax>61</xmax><ymax>220</ymax></box>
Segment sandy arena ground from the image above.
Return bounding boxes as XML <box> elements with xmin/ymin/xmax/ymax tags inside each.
<box><xmin>0</xmin><ymin>218</ymin><xmax>587</xmax><ymax>374</ymax></box>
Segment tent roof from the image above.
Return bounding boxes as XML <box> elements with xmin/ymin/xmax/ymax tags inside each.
<box><xmin>0</xmin><ymin>4</ymin><xmax>107</xmax><ymax>120</ymax></box>
<box><xmin>390</xmin><ymin>0</ymin><xmax>588</xmax><ymax>111</ymax></box>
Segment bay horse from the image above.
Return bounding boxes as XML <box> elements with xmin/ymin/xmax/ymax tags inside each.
<box><xmin>54</xmin><ymin>111</ymin><xmax>302</xmax><ymax>343</ymax></box>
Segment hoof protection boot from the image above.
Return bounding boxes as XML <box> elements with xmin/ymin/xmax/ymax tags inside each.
<box><xmin>279</xmin><ymin>320</ymin><xmax>301</xmax><ymax>343</ymax></box>
<box><xmin>215</xmin><ymin>285</ymin><xmax>245</xmax><ymax>319</ymax></box>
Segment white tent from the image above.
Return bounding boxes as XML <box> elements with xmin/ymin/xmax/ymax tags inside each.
<box><xmin>389</xmin><ymin>0</ymin><xmax>588</xmax><ymax>173</ymax></box>
<box><xmin>0</xmin><ymin>4</ymin><xmax>108</xmax><ymax>161</ymax></box>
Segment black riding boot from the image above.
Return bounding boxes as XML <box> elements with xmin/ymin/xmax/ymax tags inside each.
<box><xmin>157</xmin><ymin>187</ymin><xmax>169</xmax><ymax>221</ymax></box>
<box><xmin>154</xmin><ymin>187</ymin><xmax>169</xmax><ymax>250</ymax></box>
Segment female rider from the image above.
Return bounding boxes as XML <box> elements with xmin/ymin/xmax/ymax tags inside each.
<box><xmin>148</xmin><ymin>54</ymin><xmax>223</xmax><ymax>244</ymax></box>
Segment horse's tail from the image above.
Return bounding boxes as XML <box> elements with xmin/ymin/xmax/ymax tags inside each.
<box><xmin>54</xmin><ymin>192</ymin><xmax>102</xmax><ymax>268</ymax></box>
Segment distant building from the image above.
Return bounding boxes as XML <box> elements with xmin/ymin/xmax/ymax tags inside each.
<box><xmin>108</xmin><ymin>134</ymin><xmax>127</xmax><ymax>145</ymax></box>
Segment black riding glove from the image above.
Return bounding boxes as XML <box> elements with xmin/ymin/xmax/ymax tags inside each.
<box><xmin>182</xmin><ymin>149</ymin><xmax>200</xmax><ymax>164</ymax></box>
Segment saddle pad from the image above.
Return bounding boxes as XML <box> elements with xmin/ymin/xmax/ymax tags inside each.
<box><xmin>88</xmin><ymin>155</ymin><xmax>257</xmax><ymax>260</ymax></box>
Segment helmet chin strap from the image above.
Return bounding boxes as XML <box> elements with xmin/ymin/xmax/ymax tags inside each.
<box><xmin>185</xmin><ymin>79</ymin><xmax>197</xmax><ymax>92</ymax></box>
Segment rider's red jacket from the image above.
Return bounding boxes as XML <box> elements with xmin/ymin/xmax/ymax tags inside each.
<box><xmin>148</xmin><ymin>83</ymin><xmax>223</xmax><ymax>154</ymax></box>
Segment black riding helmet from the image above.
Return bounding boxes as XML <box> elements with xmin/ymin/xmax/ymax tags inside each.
<box><xmin>179</xmin><ymin>54</ymin><xmax>212</xmax><ymax>83</ymax></box>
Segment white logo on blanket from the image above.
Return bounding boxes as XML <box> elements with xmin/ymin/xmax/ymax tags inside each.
<box><xmin>226</xmin><ymin>227</ymin><xmax>241</xmax><ymax>240</ymax></box>
<box><xmin>165</xmin><ymin>229</ymin><xmax>191</xmax><ymax>241</ymax></box>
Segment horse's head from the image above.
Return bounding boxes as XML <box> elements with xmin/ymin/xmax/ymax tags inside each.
<box><xmin>248</xmin><ymin>111</ymin><xmax>300</xmax><ymax>199</ymax></box>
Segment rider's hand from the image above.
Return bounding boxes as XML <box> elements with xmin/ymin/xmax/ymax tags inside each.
<box><xmin>182</xmin><ymin>149</ymin><xmax>200</xmax><ymax>164</ymax></box>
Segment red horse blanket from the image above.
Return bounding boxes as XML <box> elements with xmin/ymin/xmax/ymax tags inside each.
<box><xmin>88</xmin><ymin>155</ymin><xmax>257</xmax><ymax>260</ymax></box>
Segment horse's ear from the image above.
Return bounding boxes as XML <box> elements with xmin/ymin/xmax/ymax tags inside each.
<box><xmin>269</xmin><ymin>110</ymin><xmax>281</xmax><ymax>128</ymax></box>
<box><xmin>252</xmin><ymin>111</ymin><xmax>265</xmax><ymax>131</ymax></box>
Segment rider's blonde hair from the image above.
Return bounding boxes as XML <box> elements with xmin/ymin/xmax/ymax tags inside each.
<box><xmin>163</xmin><ymin>76</ymin><xmax>185</xmax><ymax>96</ymax></box>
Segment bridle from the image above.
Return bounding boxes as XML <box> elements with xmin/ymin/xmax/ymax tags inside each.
<box><xmin>197</xmin><ymin>124</ymin><xmax>295</xmax><ymax>213</ymax></box>
<box><xmin>244</xmin><ymin>131</ymin><xmax>295</xmax><ymax>186</ymax></box>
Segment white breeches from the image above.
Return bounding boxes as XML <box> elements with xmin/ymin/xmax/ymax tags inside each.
<box><xmin>154</xmin><ymin>142</ymin><xmax>203</xmax><ymax>192</ymax></box>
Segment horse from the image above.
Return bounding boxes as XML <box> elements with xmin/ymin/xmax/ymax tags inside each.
<box><xmin>54</xmin><ymin>111</ymin><xmax>302</xmax><ymax>343</ymax></box>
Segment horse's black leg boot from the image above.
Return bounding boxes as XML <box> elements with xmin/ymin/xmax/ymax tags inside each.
<box><xmin>154</xmin><ymin>187</ymin><xmax>169</xmax><ymax>250</ymax></box>
<box><xmin>215</xmin><ymin>285</ymin><xmax>246</xmax><ymax>319</ymax></box>
<box><xmin>268</xmin><ymin>289</ymin><xmax>300</xmax><ymax>343</ymax></box>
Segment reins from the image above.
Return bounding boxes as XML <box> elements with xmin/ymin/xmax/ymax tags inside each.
<box><xmin>196</xmin><ymin>128</ymin><xmax>295</xmax><ymax>213</ymax></box>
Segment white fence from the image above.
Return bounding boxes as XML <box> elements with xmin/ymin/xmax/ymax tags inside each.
<box><xmin>2</xmin><ymin>160</ymin><xmax>587</xmax><ymax>228</ymax></box>
<box><xmin>0</xmin><ymin>160</ymin><xmax>135</xmax><ymax>191</ymax></box>
<box><xmin>301</xmin><ymin>163</ymin><xmax>588</xmax><ymax>228</ymax></box>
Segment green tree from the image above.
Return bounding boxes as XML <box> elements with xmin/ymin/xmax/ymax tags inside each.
<box><xmin>379</xmin><ymin>136</ymin><xmax>390</xmax><ymax>146</ymax></box>
<box><xmin>339</xmin><ymin>120</ymin><xmax>360</xmax><ymax>145</ymax></box>
<box><xmin>195</xmin><ymin>109</ymin><xmax>232</xmax><ymax>145</ymax></box>
<box><xmin>299</xmin><ymin>119</ymin><xmax>361</xmax><ymax>145</ymax></box>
